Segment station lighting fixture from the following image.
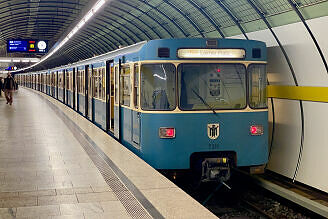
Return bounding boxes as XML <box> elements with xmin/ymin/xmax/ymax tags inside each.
<box><xmin>12</xmin><ymin>0</ymin><xmax>107</xmax><ymax>73</ymax></box>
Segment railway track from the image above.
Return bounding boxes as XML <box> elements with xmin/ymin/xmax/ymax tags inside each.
<box><xmin>172</xmin><ymin>171</ymin><xmax>321</xmax><ymax>218</ymax></box>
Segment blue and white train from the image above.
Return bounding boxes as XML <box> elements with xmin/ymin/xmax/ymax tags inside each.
<box><xmin>17</xmin><ymin>38</ymin><xmax>268</xmax><ymax>182</ymax></box>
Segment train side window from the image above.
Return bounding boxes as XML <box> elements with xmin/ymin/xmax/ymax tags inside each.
<box><xmin>79</xmin><ymin>70</ymin><xmax>83</xmax><ymax>94</ymax></box>
<box><xmin>93</xmin><ymin>68</ymin><xmax>98</xmax><ymax>98</ymax></box>
<box><xmin>80</xmin><ymin>70</ymin><xmax>84</xmax><ymax>94</ymax></box>
<box><xmin>248</xmin><ymin>64</ymin><xmax>267</xmax><ymax>109</ymax></box>
<box><xmin>111</xmin><ymin>65</ymin><xmax>114</xmax><ymax>97</ymax></box>
<box><xmin>120</xmin><ymin>65</ymin><xmax>131</xmax><ymax>107</ymax></box>
<box><xmin>134</xmin><ymin>64</ymin><xmax>139</xmax><ymax>109</ymax></box>
<box><xmin>77</xmin><ymin>71</ymin><xmax>80</xmax><ymax>93</ymax></box>
<box><xmin>66</xmin><ymin>71</ymin><xmax>69</xmax><ymax>90</ymax></box>
<box><xmin>102</xmin><ymin>68</ymin><xmax>106</xmax><ymax>100</ymax></box>
<box><xmin>141</xmin><ymin>63</ymin><xmax>176</xmax><ymax>110</ymax></box>
<box><xmin>58</xmin><ymin>73</ymin><xmax>61</xmax><ymax>87</ymax></box>
<box><xmin>82</xmin><ymin>70</ymin><xmax>85</xmax><ymax>94</ymax></box>
<box><xmin>114</xmin><ymin>67</ymin><xmax>118</xmax><ymax>104</ymax></box>
<box><xmin>70</xmin><ymin>71</ymin><xmax>73</xmax><ymax>91</ymax></box>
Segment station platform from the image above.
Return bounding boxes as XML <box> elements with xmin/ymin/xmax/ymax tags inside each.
<box><xmin>0</xmin><ymin>88</ymin><xmax>217</xmax><ymax>219</ymax></box>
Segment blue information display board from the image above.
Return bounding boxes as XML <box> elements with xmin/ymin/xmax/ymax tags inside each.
<box><xmin>7</xmin><ymin>40</ymin><xmax>28</xmax><ymax>52</ymax></box>
<box><xmin>7</xmin><ymin>39</ymin><xmax>48</xmax><ymax>53</ymax></box>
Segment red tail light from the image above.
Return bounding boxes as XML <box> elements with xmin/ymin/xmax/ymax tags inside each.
<box><xmin>159</xmin><ymin>127</ymin><xmax>175</xmax><ymax>138</ymax></box>
<box><xmin>250</xmin><ymin>125</ymin><xmax>264</xmax><ymax>135</ymax></box>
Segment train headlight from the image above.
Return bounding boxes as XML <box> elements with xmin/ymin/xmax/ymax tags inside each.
<box><xmin>159</xmin><ymin>127</ymin><xmax>175</xmax><ymax>138</ymax></box>
<box><xmin>250</xmin><ymin>125</ymin><xmax>264</xmax><ymax>136</ymax></box>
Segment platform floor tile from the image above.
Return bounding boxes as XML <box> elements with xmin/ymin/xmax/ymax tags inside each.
<box><xmin>0</xmin><ymin>91</ymin><xmax>132</xmax><ymax>218</ymax></box>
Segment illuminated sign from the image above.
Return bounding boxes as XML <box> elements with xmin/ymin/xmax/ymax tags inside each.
<box><xmin>7</xmin><ymin>40</ymin><xmax>48</xmax><ymax>53</ymax></box>
<box><xmin>177</xmin><ymin>49</ymin><xmax>245</xmax><ymax>59</ymax></box>
<box><xmin>5</xmin><ymin>66</ymin><xmax>17</xmax><ymax>71</ymax></box>
<box><xmin>7</xmin><ymin>40</ymin><xmax>28</xmax><ymax>52</ymax></box>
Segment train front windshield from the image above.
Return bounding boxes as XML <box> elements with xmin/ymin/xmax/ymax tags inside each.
<box><xmin>140</xmin><ymin>63</ymin><xmax>267</xmax><ymax>111</ymax></box>
<box><xmin>179</xmin><ymin>63</ymin><xmax>247</xmax><ymax>110</ymax></box>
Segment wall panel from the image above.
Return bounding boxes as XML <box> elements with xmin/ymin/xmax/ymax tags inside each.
<box><xmin>240</xmin><ymin>16</ymin><xmax>328</xmax><ymax>192</ymax></box>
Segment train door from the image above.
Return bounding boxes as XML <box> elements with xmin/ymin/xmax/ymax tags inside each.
<box><xmin>132</xmin><ymin>64</ymin><xmax>140</xmax><ymax>146</ymax></box>
<box><xmin>48</xmin><ymin>73</ymin><xmax>51</xmax><ymax>95</ymax></box>
<box><xmin>42</xmin><ymin>74</ymin><xmax>44</xmax><ymax>92</ymax></box>
<box><xmin>53</xmin><ymin>72</ymin><xmax>56</xmax><ymax>97</ymax></box>
<box><xmin>38</xmin><ymin>74</ymin><xmax>41</xmax><ymax>91</ymax></box>
<box><xmin>73</xmin><ymin>68</ymin><xmax>76</xmax><ymax>110</ymax></box>
<box><xmin>63</xmin><ymin>70</ymin><xmax>66</xmax><ymax>103</ymax></box>
<box><xmin>45</xmin><ymin>74</ymin><xmax>47</xmax><ymax>93</ymax></box>
<box><xmin>59</xmin><ymin>71</ymin><xmax>64</xmax><ymax>102</ymax></box>
<box><xmin>50</xmin><ymin>73</ymin><xmax>53</xmax><ymax>97</ymax></box>
<box><xmin>114</xmin><ymin>61</ymin><xmax>120</xmax><ymax>139</ymax></box>
<box><xmin>85</xmin><ymin>65</ymin><xmax>89</xmax><ymax>118</ymax></box>
<box><xmin>65</xmin><ymin>70</ymin><xmax>69</xmax><ymax>105</ymax></box>
<box><xmin>77</xmin><ymin>68</ymin><xmax>82</xmax><ymax>113</ymax></box>
<box><xmin>56</xmin><ymin>71</ymin><xmax>58</xmax><ymax>99</ymax></box>
<box><xmin>106</xmin><ymin>60</ymin><xmax>114</xmax><ymax>133</ymax></box>
<box><xmin>87</xmin><ymin>65</ymin><xmax>94</xmax><ymax>121</ymax></box>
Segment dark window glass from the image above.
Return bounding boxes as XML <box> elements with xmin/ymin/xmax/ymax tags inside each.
<box><xmin>141</xmin><ymin>64</ymin><xmax>176</xmax><ymax>110</ymax></box>
<box><xmin>178</xmin><ymin>63</ymin><xmax>246</xmax><ymax>110</ymax></box>
<box><xmin>120</xmin><ymin>66</ymin><xmax>130</xmax><ymax>106</ymax></box>
<box><xmin>248</xmin><ymin>64</ymin><xmax>267</xmax><ymax>108</ymax></box>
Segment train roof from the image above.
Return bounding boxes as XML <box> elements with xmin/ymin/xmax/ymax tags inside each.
<box><xmin>23</xmin><ymin>38</ymin><xmax>266</xmax><ymax>74</ymax></box>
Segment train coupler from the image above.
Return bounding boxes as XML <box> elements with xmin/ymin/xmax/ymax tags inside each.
<box><xmin>201</xmin><ymin>157</ymin><xmax>231</xmax><ymax>182</ymax></box>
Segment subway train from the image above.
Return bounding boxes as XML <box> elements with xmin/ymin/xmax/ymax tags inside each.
<box><xmin>17</xmin><ymin>38</ymin><xmax>268</xmax><ymax>182</ymax></box>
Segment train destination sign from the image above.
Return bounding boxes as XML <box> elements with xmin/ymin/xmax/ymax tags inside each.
<box><xmin>7</xmin><ymin>39</ymin><xmax>48</xmax><ymax>53</ymax></box>
<box><xmin>177</xmin><ymin>48</ymin><xmax>245</xmax><ymax>59</ymax></box>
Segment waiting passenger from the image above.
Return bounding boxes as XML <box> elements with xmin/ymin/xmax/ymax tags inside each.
<box><xmin>4</xmin><ymin>73</ymin><xmax>16</xmax><ymax>105</ymax></box>
<box><xmin>0</xmin><ymin>77</ymin><xmax>3</xmax><ymax>97</ymax></box>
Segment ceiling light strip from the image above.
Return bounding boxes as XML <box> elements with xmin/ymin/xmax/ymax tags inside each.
<box><xmin>13</xmin><ymin>0</ymin><xmax>108</xmax><ymax>72</ymax></box>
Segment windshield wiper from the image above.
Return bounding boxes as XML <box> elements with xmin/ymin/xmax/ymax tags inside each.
<box><xmin>190</xmin><ymin>87</ymin><xmax>217</xmax><ymax>115</ymax></box>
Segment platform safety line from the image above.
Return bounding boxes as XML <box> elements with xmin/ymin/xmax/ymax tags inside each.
<box><xmin>267</xmin><ymin>85</ymin><xmax>328</xmax><ymax>103</ymax></box>
<box><xmin>27</xmin><ymin>88</ymin><xmax>164</xmax><ymax>219</ymax></box>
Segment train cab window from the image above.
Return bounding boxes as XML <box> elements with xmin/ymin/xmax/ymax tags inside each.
<box><xmin>141</xmin><ymin>63</ymin><xmax>176</xmax><ymax>111</ymax></box>
<box><xmin>178</xmin><ymin>63</ymin><xmax>246</xmax><ymax>110</ymax></box>
<box><xmin>248</xmin><ymin>64</ymin><xmax>267</xmax><ymax>109</ymax></box>
<box><xmin>134</xmin><ymin>64</ymin><xmax>139</xmax><ymax>109</ymax></box>
<box><xmin>120</xmin><ymin>65</ymin><xmax>131</xmax><ymax>107</ymax></box>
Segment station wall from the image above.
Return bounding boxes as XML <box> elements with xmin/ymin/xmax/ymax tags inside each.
<box><xmin>235</xmin><ymin>16</ymin><xmax>328</xmax><ymax>193</ymax></box>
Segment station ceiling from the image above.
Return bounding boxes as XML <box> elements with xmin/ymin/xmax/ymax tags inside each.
<box><xmin>0</xmin><ymin>0</ymin><xmax>327</xmax><ymax>71</ymax></box>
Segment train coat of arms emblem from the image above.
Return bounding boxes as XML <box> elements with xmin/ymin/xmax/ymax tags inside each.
<box><xmin>207</xmin><ymin>123</ymin><xmax>219</xmax><ymax>140</ymax></box>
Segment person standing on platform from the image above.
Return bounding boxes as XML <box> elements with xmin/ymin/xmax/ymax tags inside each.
<box><xmin>3</xmin><ymin>73</ymin><xmax>16</xmax><ymax>105</ymax></box>
<box><xmin>0</xmin><ymin>77</ymin><xmax>3</xmax><ymax>97</ymax></box>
